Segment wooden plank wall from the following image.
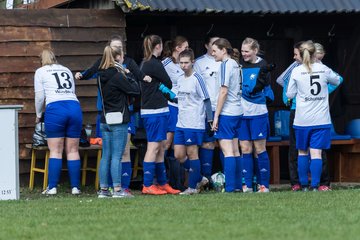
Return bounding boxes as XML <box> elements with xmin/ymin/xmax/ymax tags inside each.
<box><xmin>0</xmin><ymin>9</ymin><xmax>125</xmax><ymax>171</ymax></box>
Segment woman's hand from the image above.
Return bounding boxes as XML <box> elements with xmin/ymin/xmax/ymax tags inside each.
<box><xmin>75</xmin><ymin>72</ymin><xmax>82</xmax><ymax>80</ymax></box>
<box><xmin>35</xmin><ymin>117</ymin><xmax>40</xmax><ymax>124</ymax></box>
<box><xmin>212</xmin><ymin>116</ymin><xmax>219</xmax><ymax>132</ymax></box>
<box><xmin>143</xmin><ymin>75</ymin><xmax>152</xmax><ymax>82</ymax></box>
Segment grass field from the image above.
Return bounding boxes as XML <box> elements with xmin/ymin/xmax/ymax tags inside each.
<box><xmin>1</xmin><ymin>186</ymin><xmax>360</xmax><ymax>240</ymax></box>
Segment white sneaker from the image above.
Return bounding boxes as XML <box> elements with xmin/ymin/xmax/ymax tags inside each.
<box><xmin>179</xmin><ymin>187</ymin><xmax>199</xmax><ymax>195</ymax></box>
<box><xmin>242</xmin><ymin>185</ymin><xmax>253</xmax><ymax>193</ymax></box>
<box><xmin>71</xmin><ymin>187</ymin><xmax>81</xmax><ymax>195</ymax></box>
<box><xmin>42</xmin><ymin>187</ymin><xmax>57</xmax><ymax>195</ymax></box>
<box><xmin>257</xmin><ymin>185</ymin><xmax>270</xmax><ymax>193</ymax></box>
<box><xmin>196</xmin><ymin>176</ymin><xmax>209</xmax><ymax>192</ymax></box>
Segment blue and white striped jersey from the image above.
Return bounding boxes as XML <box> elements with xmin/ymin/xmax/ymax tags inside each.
<box><xmin>176</xmin><ymin>72</ymin><xmax>210</xmax><ymax>130</ymax></box>
<box><xmin>162</xmin><ymin>57</ymin><xmax>184</xmax><ymax>107</ymax></box>
<box><xmin>194</xmin><ymin>54</ymin><xmax>222</xmax><ymax>111</ymax></box>
<box><xmin>216</xmin><ymin>58</ymin><xmax>242</xmax><ymax>116</ymax></box>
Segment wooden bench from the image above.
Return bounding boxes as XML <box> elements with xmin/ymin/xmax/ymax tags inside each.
<box><xmin>25</xmin><ymin>143</ymin><xmax>141</xmax><ymax>191</ymax></box>
<box><xmin>327</xmin><ymin>139</ymin><xmax>360</xmax><ymax>182</ymax></box>
<box><xmin>266</xmin><ymin>139</ymin><xmax>360</xmax><ymax>184</ymax></box>
<box><xmin>266</xmin><ymin>140</ymin><xmax>289</xmax><ymax>184</ymax></box>
<box><xmin>26</xmin><ymin>144</ymin><xmax>102</xmax><ymax>191</ymax></box>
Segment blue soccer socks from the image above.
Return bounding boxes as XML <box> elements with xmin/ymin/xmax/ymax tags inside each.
<box><xmin>189</xmin><ymin>159</ymin><xmax>201</xmax><ymax>189</ymax></box>
<box><xmin>67</xmin><ymin>160</ymin><xmax>81</xmax><ymax>188</ymax></box>
<box><xmin>121</xmin><ymin>161</ymin><xmax>132</xmax><ymax>189</ymax></box>
<box><xmin>48</xmin><ymin>158</ymin><xmax>62</xmax><ymax>189</ymax></box>
<box><xmin>155</xmin><ymin>162</ymin><xmax>167</xmax><ymax>186</ymax></box>
<box><xmin>258</xmin><ymin>151</ymin><xmax>270</xmax><ymax>188</ymax></box>
<box><xmin>298</xmin><ymin>155</ymin><xmax>310</xmax><ymax>187</ymax></box>
<box><xmin>224</xmin><ymin>156</ymin><xmax>236</xmax><ymax>192</ymax></box>
<box><xmin>241</xmin><ymin>153</ymin><xmax>254</xmax><ymax>188</ymax></box>
<box><xmin>143</xmin><ymin>162</ymin><xmax>155</xmax><ymax>187</ymax></box>
<box><xmin>235</xmin><ymin>156</ymin><xmax>242</xmax><ymax>190</ymax></box>
<box><xmin>310</xmin><ymin>158</ymin><xmax>322</xmax><ymax>188</ymax></box>
<box><xmin>199</xmin><ymin>148</ymin><xmax>214</xmax><ymax>178</ymax></box>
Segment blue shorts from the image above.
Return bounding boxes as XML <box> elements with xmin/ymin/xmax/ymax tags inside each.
<box><xmin>295</xmin><ymin>126</ymin><xmax>331</xmax><ymax>150</ymax></box>
<box><xmin>128</xmin><ymin>113</ymin><xmax>136</xmax><ymax>135</ymax></box>
<box><xmin>167</xmin><ymin>105</ymin><xmax>178</xmax><ymax>132</ymax></box>
<box><xmin>238</xmin><ymin>116</ymin><xmax>269</xmax><ymax>141</ymax></box>
<box><xmin>174</xmin><ymin>128</ymin><xmax>204</xmax><ymax>146</ymax></box>
<box><xmin>214</xmin><ymin>115</ymin><xmax>241</xmax><ymax>140</ymax></box>
<box><xmin>45</xmin><ymin>100</ymin><xmax>82</xmax><ymax>138</ymax></box>
<box><xmin>143</xmin><ymin>115</ymin><xmax>168</xmax><ymax>142</ymax></box>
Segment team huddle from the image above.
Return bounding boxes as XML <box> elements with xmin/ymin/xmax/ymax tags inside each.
<box><xmin>34</xmin><ymin>33</ymin><xmax>341</xmax><ymax>197</ymax></box>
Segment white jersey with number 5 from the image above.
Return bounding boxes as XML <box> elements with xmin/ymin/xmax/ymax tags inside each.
<box><xmin>287</xmin><ymin>62</ymin><xmax>340</xmax><ymax>127</ymax></box>
<box><xmin>34</xmin><ymin>64</ymin><xmax>78</xmax><ymax>105</ymax></box>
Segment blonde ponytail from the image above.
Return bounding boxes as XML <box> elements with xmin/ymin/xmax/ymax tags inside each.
<box><xmin>99</xmin><ymin>45</ymin><xmax>123</xmax><ymax>70</ymax></box>
<box><xmin>299</xmin><ymin>40</ymin><xmax>315</xmax><ymax>74</ymax></box>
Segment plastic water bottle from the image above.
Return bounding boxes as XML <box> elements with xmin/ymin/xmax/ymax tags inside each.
<box><xmin>252</xmin><ymin>175</ymin><xmax>257</xmax><ymax>192</ymax></box>
<box><xmin>275</xmin><ymin>117</ymin><xmax>281</xmax><ymax>136</ymax></box>
<box><xmin>159</xmin><ymin>83</ymin><xmax>177</xmax><ymax>102</ymax></box>
<box><xmin>85</xmin><ymin>124</ymin><xmax>92</xmax><ymax>139</ymax></box>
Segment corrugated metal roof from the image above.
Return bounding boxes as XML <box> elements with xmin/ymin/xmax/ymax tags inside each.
<box><xmin>117</xmin><ymin>0</ymin><xmax>360</xmax><ymax>14</ymax></box>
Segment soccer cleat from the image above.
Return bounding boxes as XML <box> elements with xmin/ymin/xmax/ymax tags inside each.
<box><xmin>71</xmin><ymin>187</ymin><xmax>81</xmax><ymax>195</ymax></box>
<box><xmin>142</xmin><ymin>185</ymin><xmax>167</xmax><ymax>195</ymax></box>
<box><xmin>157</xmin><ymin>184</ymin><xmax>181</xmax><ymax>194</ymax></box>
<box><xmin>98</xmin><ymin>189</ymin><xmax>112</xmax><ymax>198</ymax></box>
<box><xmin>242</xmin><ymin>185</ymin><xmax>253</xmax><ymax>193</ymax></box>
<box><xmin>302</xmin><ymin>187</ymin><xmax>309</xmax><ymax>192</ymax></box>
<box><xmin>291</xmin><ymin>184</ymin><xmax>301</xmax><ymax>192</ymax></box>
<box><xmin>179</xmin><ymin>187</ymin><xmax>199</xmax><ymax>195</ymax></box>
<box><xmin>205</xmin><ymin>177</ymin><xmax>214</xmax><ymax>191</ymax></box>
<box><xmin>196</xmin><ymin>176</ymin><xmax>209</xmax><ymax>192</ymax></box>
<box><xmin>257</xmin><ymin>185</ymin><xmax>270</xmax><ymax>193</ymax></box>
<box><xmin>318</xmin><ymin>185</ymin><xmax>332</xmax><ymax>191</ymax></box>
<box><xmin>311</xmin><ymin>187</ymin><xmax>319</xmax><ymax>192</ymax></box>
<box><xmin>112</xmin><ymin>189</ymin><xmax>135</xmax><ymax>198</ymax></box>
<box><xmin>122</xmin><ymin>189</ymin><xmax>135</xmax><ymax>198</ymax></box>
<box><xmin>42</xmin><ymin>187</ymin><xmax>57</xmax><ymax>195</ymax></box>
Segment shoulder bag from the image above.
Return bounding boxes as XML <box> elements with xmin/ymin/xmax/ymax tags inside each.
<box><xmin>98</xmin><ymin>76</ymin><xmax>124</xmax><ymax>125</ymax></box>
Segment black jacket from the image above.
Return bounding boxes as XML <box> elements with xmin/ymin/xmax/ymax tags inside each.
<box><xmin>140</xmin><ymin>55</ymin><xmax>172</xmax><ymax>110</ymax></box>
<box><xmin>98</xmin><ymin>67</ymin><xmax>140</xmax><ymax>124</ymax></box>
<box><xmin>81</xmin><ymin>56</ymin><xmax>145</xmax><ymax>82</ymax></box>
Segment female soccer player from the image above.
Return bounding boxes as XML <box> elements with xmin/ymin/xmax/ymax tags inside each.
<box><xmin>174</xmin><ymin>49</ymin><xmax>213</xmax><ymax>195</ymax></box>
<box><xmin>35</xmin><ymin>49</ymin><xmax>82</xmax><ymax>195</ymax></box>
<box><xmin>162</xmin><ymin>36</ymin><xmax>189</xmax><ymax>159</ymax></box>
<box><xmin>276</xmin><ymin>41</ymin><xmax>303</xmax><ymax>191</ymax></box>
<box><xmin>286</xmin><ymin>40</ymin><xmax>341</xmax><ymax>191</ymax></box>
<box><xmin>240</xmin><ymin>37</ymin><xmax>273</xmax><ymax>193</ymax></box>
<box><xmin>211</xmin><ymin>38</ymin><xmax>242</xmax><ymax>193</ymax></box>
<box><xmin>140</xmin><ymin>35</ymin><xmax>181</xmax><ymax>195</ymax></box>
<box><xmin>193</xmin><ymin>34</ymin><xmax>221</xmax><ymax>183</ymax></box>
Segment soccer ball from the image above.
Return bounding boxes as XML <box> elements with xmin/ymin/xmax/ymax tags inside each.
<box><xmin>211</xmin><ymin>172</ymin><xmax>225</xmax><ymax>192</ymax></box>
